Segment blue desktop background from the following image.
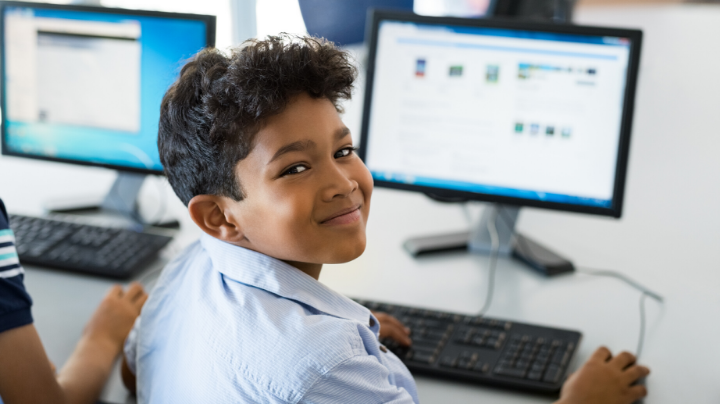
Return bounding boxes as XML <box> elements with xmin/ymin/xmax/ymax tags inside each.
<box><xmin>2</xmin><ymin>7</ymin><xmax>209</xmax><ymax>172</ymax></box>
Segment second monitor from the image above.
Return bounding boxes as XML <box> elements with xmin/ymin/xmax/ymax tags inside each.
<box><xmin>1</xmin><ymin>2</ymin><xmax>215</xmax><ymax>220</ymax></box>
<box><xmin>359</xmin><ymin>11</ymin><xmax>642</xmax><ymax>264</ymax></box>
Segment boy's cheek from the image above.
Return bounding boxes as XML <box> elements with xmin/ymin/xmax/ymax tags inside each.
<box><xmin>356</xmin><ymin>161</ymin><xmax>374</xmax><ymax>198</ymax></box>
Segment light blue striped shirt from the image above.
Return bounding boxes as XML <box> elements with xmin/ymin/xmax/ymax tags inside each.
<box><xmin>125</xmin><ymin>234</ymin><xmax>419</xmax><ymax>403</ymax></box>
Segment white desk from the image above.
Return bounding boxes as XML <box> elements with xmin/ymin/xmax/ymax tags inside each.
<box><xmin>1</xmin><ymin>4</ymin><xmax>719</xmax><ymax>403</ymax></box>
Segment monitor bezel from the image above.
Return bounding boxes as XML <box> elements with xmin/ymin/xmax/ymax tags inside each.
<box><xmin>358</xmin><ymin>10</ymin><xmax>642</xmax><ymax>218</ymax></box>
<box><xmin>0</xmin><ymin>1</ymin><xmax>217</xmax><ymax>176</ymax></box>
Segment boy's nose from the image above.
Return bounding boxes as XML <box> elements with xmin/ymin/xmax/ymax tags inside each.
<box><xmin>321</xmin><ymin>166</ymin><xmax>358</xmax><ymax>201</ymax></box>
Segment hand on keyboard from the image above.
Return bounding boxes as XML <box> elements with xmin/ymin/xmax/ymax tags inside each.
<box><xmin>556</xmin><ymin>347</ymin><xmax>649</xmax><ymax>404</ymax></box>
<box><xmin>371</xmin><ymin>311</ymin><xmax>412</xmax><ymax>346</ymax></box>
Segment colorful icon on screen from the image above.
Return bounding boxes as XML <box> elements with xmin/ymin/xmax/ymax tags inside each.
<box><xmin>449</xmin><ymin>65</ymin><xmax>463</xmax><ymax>77</ymax></box>
<box><xmin>415</xmin><ymin>59</ymin><xmax>426</xmax><ymax>77</ymax></box>
<box><xmin>486</xmin><ymin>65</ymin><xmax>499</xmax><ymax>83</ymax></box>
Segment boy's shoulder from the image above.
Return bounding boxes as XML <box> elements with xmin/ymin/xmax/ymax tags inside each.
<box><xmin>134</xmin><ymin>235</ymin><xmax>378</xmax><ymax>403</ymax></box>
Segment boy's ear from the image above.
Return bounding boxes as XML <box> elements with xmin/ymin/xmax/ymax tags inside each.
<box><xmin>188</xmin><ymin>195</ymin><xmax>245</xmax><ymax>243</ymax></box>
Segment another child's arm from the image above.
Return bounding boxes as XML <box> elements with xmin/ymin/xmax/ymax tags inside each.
<box><xmin>555</xmin><ymin>346</ymin><xmax>649</xmax><ymax>404</ymax></box>
<box><xmin>0</xmin><ymin>283</ymin><xmax>147</xmax><ymax>404</ymax></box>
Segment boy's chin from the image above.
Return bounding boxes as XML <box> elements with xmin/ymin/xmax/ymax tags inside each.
<box><xmin>323</xmin><ymin>239</ymin><xmax>367</xmax><ymax>264</ymax></box>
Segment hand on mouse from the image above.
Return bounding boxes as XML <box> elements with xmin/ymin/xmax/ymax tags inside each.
<box><xmin>556</xmin><ymin>347</ymin><xmax>649</xmax><ymax>404</ymax></box>
<box><xmin>371</xmin><ymin>311</ymin><xmax>412</xmax><ymax>346</ymax></box>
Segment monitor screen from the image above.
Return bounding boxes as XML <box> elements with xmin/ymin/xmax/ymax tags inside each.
<box><xmin>1</xmin><ymin>3</ymin><xmax>215</xmax><ymax>174</ymax></box>
<box><xmin>360</xmin><ymin>13</ymin><xmax>641</xmax><ymax>217</ymax></box>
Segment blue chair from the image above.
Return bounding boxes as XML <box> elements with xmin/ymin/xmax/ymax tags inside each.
<box><xmin>298</xmin><ymin>0</ymin><xmax>414</xmax><ymax>46</ymax></box>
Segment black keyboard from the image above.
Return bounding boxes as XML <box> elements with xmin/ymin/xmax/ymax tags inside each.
<box><xmin>9</xmin><ymin>214</ymin><xmax>172</xmax><ymax>279</ymax></box>
<box><xmin>355</xmin><ymin>299</ymin><xmax>582</xmax><ymax>393</ymax></box>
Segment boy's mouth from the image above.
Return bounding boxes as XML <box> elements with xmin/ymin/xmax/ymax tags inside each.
<box><xmin>320</xmin><ymin>204</ymin><xmax>362</xmax><ymax>225</ymax></box>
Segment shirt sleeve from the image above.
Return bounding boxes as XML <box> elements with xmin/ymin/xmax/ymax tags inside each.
<box><xmin>0</xmin><ymin>198</ymin><xmax>33</xmax><ymax>334</ymax></box>
<box><xmin>301</xmin><ymin>355</ymin><xmax>417</xmax><ymax>404</ymax></box>
<box><xmin>123</xmin><ymin>315</ymin><xmax>142</xmax><ymax>375</ymax></box>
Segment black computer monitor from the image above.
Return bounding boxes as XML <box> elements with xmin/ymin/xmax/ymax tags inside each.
<box><xmin>359</xmin><ymin>11</ymin><xmax>642</xmax><ymax>259</ymax></box>
<box><xmin>0</xmin><ymin>1</ymin><xmax>215</xmax><ymax>217</ymax></box>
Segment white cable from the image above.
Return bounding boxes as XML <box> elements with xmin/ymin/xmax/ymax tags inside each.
<box><xmin>636</xmin><ymin>292</ymin><xmax>649</xmax><ymax>359</ymax></box>
<box><xmin>478</xmin><ymin>207</ymin><xmax>500</xmax><ymax>317</ymax></box>
<box><xmin>575</xmin><ymin>267</ymin><xmax>663</xmax><ymax>303</ymax></box>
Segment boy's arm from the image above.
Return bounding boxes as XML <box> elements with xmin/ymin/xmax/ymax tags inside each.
<box><xmin>555</xmin><ymin>347</ymin><xmax>649</xmax><ymax>404</ymax></box>
<box><xmin>301</xmin><ymin>355</ymin><xmax>416</xmax><ymax>404</ymax></box>
<box><xmin>0</xmin><ymin>283</ymin><xmax>146</xmax><ymax>404</ymax></box>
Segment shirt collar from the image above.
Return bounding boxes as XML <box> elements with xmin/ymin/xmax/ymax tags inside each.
<box><xmin>201</xmin><ymin>234</ymin><xmax>373</xmax><ymax>327</ymax></box>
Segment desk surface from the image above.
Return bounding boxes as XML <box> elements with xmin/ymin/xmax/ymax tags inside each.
<box><xmin>2</xmin><ymin>4</ymin><xmax>720</xmax><ymax>404</ymax></box>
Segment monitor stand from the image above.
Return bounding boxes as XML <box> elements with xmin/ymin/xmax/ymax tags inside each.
<box><xmin>403</xmin><ymin>203</ymin><xmax>574</xmax><ymax>276</ymax></box>
<box><xmin>44</xmin><ymin>172</ymin><xmax>180</xmax><ymax>229</ymax></box>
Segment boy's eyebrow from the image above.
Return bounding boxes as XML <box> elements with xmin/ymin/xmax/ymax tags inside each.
<box><xmin>268</xmin><ymin>127</ymin><xmax>351</xmax><ymax>164</ymax></box>
<box><xmin>269</xmin><ymin>140</ymin><xmax>316</xmax><ymax>164</ymax></box>
<box><xmin>336</xmin><ymin>127</ymin><xmax>351</xmax><ymax>140</ymax></box>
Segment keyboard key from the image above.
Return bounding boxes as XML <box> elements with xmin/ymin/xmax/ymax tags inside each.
<box><xmin>530</xmin><ymin>363</ymin><xmax>546</xmax><ymax>373</ymax></box>
<box><xmin>551</xmin><ymin>350</ymin><xmax>566</xmax><ymax>365</ymax></box>
<box><xmin>412</xmin><ymin>343</ymin><xmax>438</xmax><ymax>354</ymax></box>
<box><xmin>459</xmin><ymin>350</ymin><xmax>474</xmax><ymax>359</ymax></box>
<box><xmin>457</xmin><ymin>357</ymin><xmax>473</xmax><ymax>369</ymax></box>
<box><xmin>440</xmin><ymin>356</ymin><xmax>457</xmax><ymax>368</ymax></box>
<box><xmin>543</xmin><ymin>365</ymin><xmax>562</xmax><ymax>384</ymax></box>
<box><xmin>527</xmin><ymin>370</ymin><xmax>543</xmax><ymax>381</ymax></box>
<box><xmin>472</xmin><ymin>362</ymin><xmax>491</xmax><ymax>373</ymax></box>
<box><xmin>495</xmin><ymin>366</ymin><xmax>527</xmax><ymax>379</ymax></box>
<box><xmin>409</xmin><ymin>351</ymin><xmax>434</xmax><ymax>364</ymax></box>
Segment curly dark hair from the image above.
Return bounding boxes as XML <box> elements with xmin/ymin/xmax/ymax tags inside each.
<box><xmin>158</xmin><ymin>35</ymin><xmax>357</xmax><ymax>206</ymax></box>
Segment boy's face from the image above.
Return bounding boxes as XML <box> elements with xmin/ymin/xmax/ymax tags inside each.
<box><xmin>228</xmin><ymin>93</ymin><xmax>373</xmax><ymax>266</ymax></box>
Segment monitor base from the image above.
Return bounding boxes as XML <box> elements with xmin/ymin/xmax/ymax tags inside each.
<box><xmin>44</xmin><ymin>172</ymin><xmax>180</xmax><ymax>229</ymax></box>
<box><xmin>403</xmin><ymin>204</ymin><xmax>574</xmax><ymax>277</ymax></box>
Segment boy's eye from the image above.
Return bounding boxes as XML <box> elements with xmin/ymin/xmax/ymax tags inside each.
<box><xmin>334</xmin><ymin>147</ymin><xmax>357</xmax><ymax>159</ymax></box>
<box><xmin>282</xmin><ymin>164</ymin><xmax>308</xmax><ymax>176</ymax></box>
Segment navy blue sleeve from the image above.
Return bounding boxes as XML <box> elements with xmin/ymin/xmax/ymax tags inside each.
<box><xmin>0</xmin><ymin>198</ymin><xmax>33</xmax><ymax>333</ymax></box>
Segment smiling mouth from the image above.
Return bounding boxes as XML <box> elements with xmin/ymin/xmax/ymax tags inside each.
<box><xmin>321</xmin><ymin>205</ymin><xmax>362</xmax><ymax>225</ymax></box>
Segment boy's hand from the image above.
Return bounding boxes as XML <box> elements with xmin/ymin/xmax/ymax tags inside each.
<box><xmin>557</xmin><ymin>347</ymin><xmax>649</xmax><ymax>404</ymax></box>
<box><xmin>82</xmin><ymin>283</ymin><xmax>148</xmax><ymax>351</ymax></box>
<box><xmin>371</xmin><ymin>311</ymin><xmax>412</xmax><ymax>346</ymax></box>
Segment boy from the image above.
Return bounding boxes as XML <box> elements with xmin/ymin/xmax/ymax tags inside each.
<box><xmin>0</xmin><ymin>197</ymin><xmax>148</xmax><ymax>404</ymax></box>
<box><xmin>123</xmin><ymin>35</ymin><xmax>649</xmax><ymax>403</ymax></box>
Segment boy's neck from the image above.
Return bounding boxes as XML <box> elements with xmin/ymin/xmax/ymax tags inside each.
<box><xmin>283</xmin><ymin>260</ymin><xmax>323</xmax><ymax>280</ymax></box>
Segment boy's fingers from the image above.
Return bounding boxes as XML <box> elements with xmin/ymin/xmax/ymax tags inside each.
<box><xmin>134</xmin><ymin>293</ymin><xmax>149</xmax><ymax>310</ymax></box>
<box><xmin>380</xmin><ymin>322</ymin><xmax>411</xmax><ymax>346</ymax></box>
<box><xmin>125</xmin><ymin>282</ymin><xmax>146</xmax><ymax>301</ymax></box>
<box><xmin>386</xmin><ymin>326</ymin><xmax>411</xmax><ymax>346</ymax></box>
<box><xmin>623</xmin><ymin>365</ymin><xmax>650</xmax><ymax>384</ymax></box>
<box><xmin>386</xmin><ymin>315</ymin><xmax>409</xmax><ymax>334</ymax></box>
<box><xmin>609</xmin><ymin>351</ymin><xmax>636</xmax><ymax>369</ymax></box>
<box><xmin>628</xmin><ymin>384</ymin><xmax>648</xmax><ymax>400</ymax></box>
<box><xmin>590</xmin><ymin>346</ymin><xmax>612</xmax><ymax>363</ymax></box>
<box><xmin>108</xmin><ymin>284</ymin><xmax>123</xmax><ymax>298</ymax></box>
